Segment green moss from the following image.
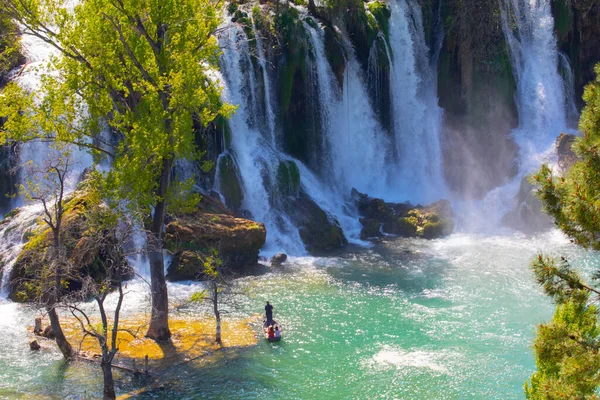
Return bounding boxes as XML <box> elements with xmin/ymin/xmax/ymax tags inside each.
<box><xmin>227</xmin><ymin>2</ymin><xmax>238</xmax><ymax>15</ymax></box>
<box><xmin>346</xmin><ymin>2</ymin><xmax>380</xmax><ymax>71</ymax></box>
<box><xmin>367</xmin><ymin>1</ymin><xmax>391</xmax><ymax>40</ymax></box>
<box><xmin>324</xmin><ymin>26</ymin><xmax>346</xmax><ymax>88</ymax></box>
<box><xmin>232</xmin><ymin>9</ymin><xmax>248</xmax><ymax>23</ymax></box>
<box><xmin>217</xmin><ymin>153</ymin><xmax>244</xmax><ymax>211</ymax></box>
<box><xmin>275</xmin><ymin>7</ymin><xmax>306</xmax><ymax>114</ymax></box>
<box><xmin>213</xmin><ymin>115</ymin><xmax>232</xmax><ymax>149</ymax></box>
<box><xmin>276</xmin><ymin>160</ymin><xmax>301</xmax><ymax>198</ymax></box>
<box><xmin>553</xmin><ymin>0</ymin><xmax>573</xmax><ymax>42</ymax></box>
<box><xmin>422</xmin><ymin>220</ymin><xmax>453</xmax><ymax>239</ymax></box>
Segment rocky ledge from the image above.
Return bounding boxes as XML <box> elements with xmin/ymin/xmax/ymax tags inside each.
<box><xmin>351</xmin><ymin>189</ymin><xmax>455</xmax><ymax>240</ymax></box>
<box><xmin>164</xmin><ymin>194</ymin><xmax>267</xmax><ymax>281</ymax></box>
<box><xmin>7</xmin><ymin>190</ymin><xmax>133</xmax><ymax>302</ymax></box>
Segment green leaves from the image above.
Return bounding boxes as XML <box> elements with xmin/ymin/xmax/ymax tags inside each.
<box><xmin>0</xmin><ymin>0</ymin><xmax>232</xmax><ymax>219</ymax></box>
<box><xmin>527</xmin><ymin>64</ymin><xmax>600</xmax><ymax>398</ymax></box>
<box><xmin>525</xmin><ymin>293</ymin><xmax>600</xmax><ymax>400</ymax></box>
<box><xmin>531</xmin><ymin>255</ymin><xmax>588</xmax><ymax>304</ymax></box>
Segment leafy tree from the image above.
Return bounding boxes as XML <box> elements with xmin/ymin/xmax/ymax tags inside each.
<box><xmin>0</xmin><ymin>11</ymin><xmax>21</xmax><ymax>85</ymax></box>
<box><xmin>190</xmin><ymin>249</ymin><xmax>228</xmax><ymax>345</ymax></box>
<box><xmin>527</xmin><ymin>64</ymin><xmax>600</xmax><ymax>397</ymax></box>
<box><xmin>0</xmin><ymin>0</ymin><xmax>233</xmax><ymax>340</ymax></box>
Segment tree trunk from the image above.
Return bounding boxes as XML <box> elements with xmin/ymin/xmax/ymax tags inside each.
<box><xmin>46</xmin><ymin>306</ymin><xmax>73</xmax><ymax>359</ymax></box>
<box><xmin>145</xmin><ymin>158</ymin><xmax>173</xmax><ymax>341</ymax></box>
<box><xmin>101</xmin><ymin>359</ymin><xmax>116</xmax><ymax>400</ymax></box>
<box><xmin>213</xmin><ymin>282</ymin><xmax>221</xmax><ymax>345</ymax></box>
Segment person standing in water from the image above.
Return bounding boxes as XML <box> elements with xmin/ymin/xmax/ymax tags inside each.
<box><xmin>265</xmin><ymin>301</ymin><xmax>273</xmax><ymax>325</ymax></box>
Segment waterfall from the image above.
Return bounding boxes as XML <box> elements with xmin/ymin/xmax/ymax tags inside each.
<box><xmin>454</xmin><ymin>0</ymin><xmax>578</xmax><ymax>231</ymax></box>
<box><xmin>304</xmin><ymin>22</ymin><xmax>391</xmax><ymax>199</ymax></box>
<box><xmin>386</xmin><ymin>0</ymin><xmax>446</xmax><ymax>204</ymax></box>
<box><xmin>500</xmin><ymin>0</ymin><xmax>576</xmax><ymax>166</ymax></box>
<box><xmin>217</xmin><ymin>23</ymin><xmax>306</xmax><ymax>254</ymax></box>
<box><xmin>253</xmin><ymin>21</ymin><xmax>277</xmax><ymax>147</ymax></box>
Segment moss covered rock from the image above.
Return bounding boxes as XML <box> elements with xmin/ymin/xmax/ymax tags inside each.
<box><xmin>7</xmin><ymin>190</ymin><xmax>132</xmax><ymax>302</ymax></box>
<box><xmin>276</xmin><ymin>160</ymin><xmax>301</xmax><ymax>198</ymax></box>
<box><xmin>217</xmin><ymin>153</ymin><xmax>244</xmax><ymax>212</ymax></box>
<box><xmin>164</xmin><ymin>195</ymin><xmax>266</xmax><ymax>280</ymax></box>
<box><xmin>352</xmin><ymin>189</ymin><xmax>454</xmax><ymax>239</ymax></box>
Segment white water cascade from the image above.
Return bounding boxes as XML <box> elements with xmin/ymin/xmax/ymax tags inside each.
<box><xmin>456</xmin><ymin>0</ymin><xmax>578</xmax><ymax>230</ymax></box>
<box><xmin>387</xmin><ymin>0</ymin><xmax>446</xmax><ymax>204</ymax></box>
<box><xmin>218</xmin><ymin>23</ymin><xmax>307</xmax><ymax>254</ymax></box>
<box><xmin>304</xmin><ymin>22</ymin><xmax>391</xmax><ymax>199</ymax></box>
<box><xmin>500</xmin><ymin>0</ymin><xmax>576</xmax><ymax>165</ymax></box>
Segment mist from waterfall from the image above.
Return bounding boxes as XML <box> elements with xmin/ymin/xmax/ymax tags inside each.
<box><xmin>455</xmin><ymin>0</ymin><xmax>578</xmax><ymax>231</ymax></box>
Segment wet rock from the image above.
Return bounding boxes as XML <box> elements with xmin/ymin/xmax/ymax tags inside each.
<box><xmin>352</xmin><ymin>189</ymin><xmax>454</xmax><ymax>239</ymax></box>
<box><xmin>34</xmin><ymin>317</ymin><xmax>42</xmax><ymax>335</ymax></box>
<box><xmin>556</xmin><ymin>133</ymin><xmax>578</xmax><ymax>171</ymax></box>
<box><xmin>503</xmin><ymin>176</ymin><xmax>553</xmax><ymax>234</ymax></box>
<box><xmin>42</xmin><ymin>326</ymin><xmax>54</xmax><ymax>339</ymax></box>
<box><xmin>165</xmin><ymin>195</ymin><xmax>267</xmax><ymax>281</ymax></box>
<box><xmin>29</xmin><ymin>340</ymin><xmax>40</xmax><ymax>351</ymax></box>
<box><xmin>282</xmin><ymin>193</ymin><xmax>348</xmax><ymax>255</ymax></box>
<box><xmin>359</xmin><ymin>218</ymin><xmax>381</xmax><ymax>240</ymax></box>
<box><xmin>270</xmin><ymin>253</ymin><xmax>287</xmax><ymax>268</ymax></box>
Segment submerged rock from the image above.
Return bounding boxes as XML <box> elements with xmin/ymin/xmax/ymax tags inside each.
<box><xmin>165</xmin><ymin>195</ymin><xmax>266</xmax><ymax>281</ymax></box>
<box><xmin>352</xmin><ymin>189</ymin><xmax>454</xmax><ymax>240</ymax></box>
<box><xmin>29</xmin><ymin>340</ymin><xmax>41</xmax><ymax>351</ymax></box>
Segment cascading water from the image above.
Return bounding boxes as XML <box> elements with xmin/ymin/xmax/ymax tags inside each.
<box><xmin>0</xmin><ymin>31</ymin><xmax>94</xmax><ymax>292</ymax></box>
<box><xmin>500</xmin><ymin>0</ymin><xmax>576</xmax><ymax>163</ymax></box>
<box><xmin>386</xmin><ymin>0</ymin><xmax>446</xmax><ymax>204</ymax></box>
<box><xmin>217</xmin><ymin>22</ymin><xmax>306</xmax><ymax>254</ymax></box>
<box><xmin>304</xmin><ymin>22</ymin><xmax>391</xmax><ymax>199</ymax></box>
<box><xmin>455</xmin><ymin>0</ymin><xmax>578</xmax><ymax>230</ymax></box>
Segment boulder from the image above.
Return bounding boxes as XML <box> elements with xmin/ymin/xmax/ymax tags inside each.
<box><xmin>165</xmin><ymin>195</ymin><xmax>267</xmax><ymax>281</ymax></box>
<box><xmin>42</xmin><ymin>326</ymin><xmax>54</xmax><ymax>339</ymax></box>
<box><xmin>270</xmin><ymin>253</ymin><xmax>287</xmax><ymax>268</ymax></box>
<box><xmin>352</xmin><ymin>189</ymin><xmax>455</xmax><ymax>239</ymax></box>
<box><xmin>30</xmin><ymin>340</ymin><xmax>41</xmax><ymax>351</ymax></box>
<box><xmin>282</xmin><ymin>193</ymin><xmax>348</xmax><ymax>255</ymax></box>
<box><xmin>7</xmin><ymin>190</ymin><xmax>133</xmax><ymax>302</ymax></box>
<box><xmin>359</xmin><ymin>218</ymin><xmax>381</xmax><ymax>240</ymax></box>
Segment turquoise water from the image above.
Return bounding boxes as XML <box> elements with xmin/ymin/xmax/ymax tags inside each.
<box><xmin>1</xmin><ymin>231</ymin><xmax>599</xmax><ymax>399</ymax></box>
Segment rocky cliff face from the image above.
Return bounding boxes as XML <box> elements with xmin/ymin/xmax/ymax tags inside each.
<box><xmin>434</xmin><ymin>0</ymin><xmax>519</xmax><ymax>198</ymax></box>
<box><xmin>553</xmin><ymin>0</ymin><xmax>600</xmax><ymax>108</ymax></box>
